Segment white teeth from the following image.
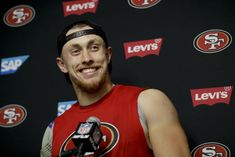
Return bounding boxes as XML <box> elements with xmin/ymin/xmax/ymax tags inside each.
<box><xmin>82</xmin><ymin>68</ymin><xmax>96</xmax><ymax>73</ymax></box>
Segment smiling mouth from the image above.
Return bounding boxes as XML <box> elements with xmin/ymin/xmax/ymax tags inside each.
<box><xmin>79</xmin><ymin>67</ymin><xmax>99</xmax><ymax>74</ymax></box>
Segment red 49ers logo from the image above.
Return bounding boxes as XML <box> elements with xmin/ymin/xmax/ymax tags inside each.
<box><xmin>0</xmin><ymin>104</ymin><xmax>27</xmax><ymax>128</ymax></box>
<box><xmin>128</xmin><ymin>0</ymin><xmax>161</xmax><ymax>9</ymax></box>
<box><xmin>191</xmin><ymin>142</ymin><xmax>231</xmax><ymax>157</ymax></box>
<box><xmin>3</xmin><ymin>5</ymin><xmax>35</xmax><ymax>27</ymax></box>
<box><xmin>193</xmin><ymin>29</ymin><xmax>232</xmax><ymax>54</ymax></box>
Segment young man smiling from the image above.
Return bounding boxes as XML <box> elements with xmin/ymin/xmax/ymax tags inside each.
<box><xmin>40</xmin><ymin>20</ymin><xmax>191</xmax><ymax>157</ymax></box>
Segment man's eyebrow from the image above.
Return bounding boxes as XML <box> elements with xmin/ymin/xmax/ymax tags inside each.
<box><xmin>67</xmin><ymin>43</ymin><xmax>81</xmax><ymax>49</ymax></box>
<box><xmin>67</xmin><ymin>38</ymin><xmax>103</xmax><ymax>49</ymax></box>
<box><xmin>87</xmin><ymin>39</ymin><xmax>104</xmax><ymax>48</ymax></box>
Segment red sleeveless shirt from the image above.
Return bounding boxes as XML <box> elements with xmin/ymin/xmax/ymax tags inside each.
<box><xmin>51</xmin><ymin>84</ymin><xmax>153</xmax><ymax>157</ymax></box>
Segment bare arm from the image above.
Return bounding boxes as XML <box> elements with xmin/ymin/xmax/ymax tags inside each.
<box><xmin>40</xmin><ymin>122</ymin><xmax>53</xmax><ymax>157</ymax></box>
<box><xmin>138</xmin><ymin>89</ymin><xmax>191</xmax><ymax>157</ymax></box>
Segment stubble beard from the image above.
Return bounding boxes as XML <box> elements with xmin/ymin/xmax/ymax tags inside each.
<box><xmin>71</xmin><ymin>69</ymin><xmax>108</xmax><ymax>93</ymax></box>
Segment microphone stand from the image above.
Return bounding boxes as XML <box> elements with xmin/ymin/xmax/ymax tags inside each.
<box><xmin>76</xmin><ymin>143</ymin><xmax>84</xmax><ymax>157</ymax></box>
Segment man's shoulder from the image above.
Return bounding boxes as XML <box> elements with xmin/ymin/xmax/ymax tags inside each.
<box><xmin>138</xmin><ymin>88</ymin><xmax>177</xmax><ymax>119</ymax></box>
<box><xmin>139</xmin><ymin>88</ymin><xmax>165</xmax><ymax>97</ymax></box>
<box><xmin>116</xmin><ymin>83</ymin><xmax>146</xmax><ymax>91</ymax></box>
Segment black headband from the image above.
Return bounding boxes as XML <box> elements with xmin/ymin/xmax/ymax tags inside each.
<box><xmin>59</xmin><ymin>29</ymin><xmax>108</xmax><ymax>54</ymax></box>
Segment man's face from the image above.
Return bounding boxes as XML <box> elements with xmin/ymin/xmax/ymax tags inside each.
<box><xmin>57</xmin><ymin>25</ymin><xmax>112</xmax><ymax>93</ymax></box>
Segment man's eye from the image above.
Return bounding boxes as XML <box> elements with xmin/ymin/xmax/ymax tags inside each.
<box><xmin>71</xmin><ymin>49</ymin><xmax>80</xmax><ymax>55</ymax></box>
<box><xmin>90</xmin><ymin>45</ymin><xmax>99</xmax><ymax>51</ymax></box>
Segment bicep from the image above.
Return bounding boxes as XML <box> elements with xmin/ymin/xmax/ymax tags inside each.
<box><xmin>138</xmin><ymin>89</ymin><xmax>191</xmax><ymax>157</ymax></box>
<box><xmin>149</xmin><ymin>120</ymin><xmax>190</xmax><ymax>157</ymax></box>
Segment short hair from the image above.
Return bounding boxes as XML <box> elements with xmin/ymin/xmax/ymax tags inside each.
<box><xmin>56</xmin><ymin>20</ymin><xmax>112</xmax><ymax>84</ymax></box>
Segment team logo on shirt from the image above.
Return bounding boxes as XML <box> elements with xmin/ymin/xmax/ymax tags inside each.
<box><xmin>60</xmin><ymin>122</ymin><xmax>119</xmax><ymax>156</ymax></box>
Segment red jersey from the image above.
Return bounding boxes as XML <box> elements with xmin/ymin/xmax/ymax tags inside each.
<box><xmin>51</xmin><ymin>84</ymin><xmax>154</xmax><ymax>157</ymax></box>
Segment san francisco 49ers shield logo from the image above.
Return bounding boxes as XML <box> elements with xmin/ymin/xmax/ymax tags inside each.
<box><xmin>3</xmin><ymin>5</ymin><xmax>36</xmax><ymax>27</ymax></box>
<box><xmin>128</xmin><ymin>0</ymin><xmax>161</xmax><ymax>9</ymax></box>
<box><xmin>193</xmin><ymin>29</ymin><xmax>232</xmax><ymax>54</ymax></box>
<box><xmin>0</xmin><ymin>104</ymin><xmax>27</xmax><ymax>128</ymax></box>
<box><xmin>191</xmin><ymin>142</ymin><xmax>231</xmax><ymax>157</ymax></box>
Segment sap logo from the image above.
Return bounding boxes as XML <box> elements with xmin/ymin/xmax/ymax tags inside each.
<box><xmin>57</xmin><ymin>100</ymin><xmax>77</xmax><ymax>116</ymax></box>
<box><xmin>0</xmin><ymin>55</ymin><xmax>29</xmax><ymax>75</ymax></box>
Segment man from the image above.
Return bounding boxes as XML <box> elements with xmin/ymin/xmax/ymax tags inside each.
<box><xmin>41</xmin><ymin>20</ymin><xmax>191</xmax><ymax>157</ymax></box>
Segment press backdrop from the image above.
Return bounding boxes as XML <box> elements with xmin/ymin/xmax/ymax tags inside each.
<box><xmin>0</xmin><ymin>0</ymin><xmax>234</xmax><ymax>156</ymax></box>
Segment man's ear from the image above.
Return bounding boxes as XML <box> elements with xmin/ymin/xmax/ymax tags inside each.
<box><xmin>56</xmin><ymin>57</ymin><xmax>68</xmax><ymax>73</ymax></box>
<box><xmin>106</xmin><ymin>46</ymin><xmax>112</xmax><ymax>64</ymax></box>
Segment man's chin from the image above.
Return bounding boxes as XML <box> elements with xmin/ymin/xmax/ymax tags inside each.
<box><xmin>81</xmin><ymin>83</ymin><xmax>102</xmax><ymax>93</ymax></box>
<box><xmin>76</xmin><ymin>78</ymin><xmax>105</xmax><ymax>93</ymax></box>
<box><xmin>71</xmin><ymin>71</ymin><xmax>108</xmax><ymax>93</ymax></box>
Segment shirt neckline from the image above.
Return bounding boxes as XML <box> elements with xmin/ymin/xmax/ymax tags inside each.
<box><xmin>74</xmin><ymin>84</ymin><xmax>119</xmax><ymax>111</ymax></box>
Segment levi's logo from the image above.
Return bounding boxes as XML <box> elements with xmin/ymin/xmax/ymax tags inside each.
<box><xmin>123</xmin><ymin>38</ymin><xmax>163</xmax><ymax>59</ymax></box>
<box><xmin>63</xmin><ymin>0</ymin><xmax>99</xmax><ymax>16</ymax></box>
<box><xmin>190</xmin><ymin>86</ymin><xmax>233</xmax><ymax>107</ymax></box>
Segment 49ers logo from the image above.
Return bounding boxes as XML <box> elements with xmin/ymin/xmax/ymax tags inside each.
<box><xmin>3</xmin><ymin>5</ymin><xmax>35</xmax><ymax>27</ymax></box>
<box><xmin>193</xmin><ymin>29</ymin><xmax>232</xmax><ymax>54</ymax></box>
<box><xmin>191</xmin><ymin>142</ymin><xmax>230</xmax><ymax>157</ymax></box>
<box><xmin>128</xmin><ymin>0</ymin><xmax>161</xmax><ymax>9</ymax></box>
<box><xmin>60</xmin><ymin>122</ymin><xmax>119</xmax><ymax>156</ymax></box>
<box><xmin>0</xmin><ymin>104</ymin><xmax>27</xmax><ymax>128</ymax></box>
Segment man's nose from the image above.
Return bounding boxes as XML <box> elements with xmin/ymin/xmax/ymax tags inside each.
<box><xmin>81</xmin><ymin>50</ymin><xmax>93</xmax><ymax>65</ymax></box>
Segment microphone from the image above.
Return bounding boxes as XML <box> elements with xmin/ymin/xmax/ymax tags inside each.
<box><xmin>71</xmin><ymin>116</ymin><xmax>103</xmax><ymax>156</ymax></box>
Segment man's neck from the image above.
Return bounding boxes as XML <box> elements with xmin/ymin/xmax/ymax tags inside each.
<box><xmin>74</xmin><ymin>81</ymin><xmax>113</xmax><ymax>106</ymax></box>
